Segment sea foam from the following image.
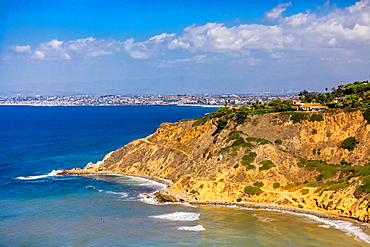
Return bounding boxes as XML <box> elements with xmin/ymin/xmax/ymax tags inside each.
<box><xmin>149</xmin><ymin>212</ymin><xmax>200</xmax><ymax>222</ymax></box>
<box><xmin>177</xmin><ymin>225</ymin><xmax>205</xmax><ymax>231</ymax></box>
<box><xmin>233</xmin><ymin>205</ymin><xmax>370</xmax><ymax>244</ymax></box>
<box><xmin>16</xmin><ymin>170</ymin><xmax>62</xmax><ymax>180</ymax></box>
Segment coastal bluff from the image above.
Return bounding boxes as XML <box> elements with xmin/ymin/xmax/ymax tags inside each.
<box><xmin>65</xmin><ymin>110</ymin><xmax>370</xmax><ymax>223</ymax></box>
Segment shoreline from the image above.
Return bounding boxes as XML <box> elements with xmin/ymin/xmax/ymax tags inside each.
<box><xmin>60</xmin><ymin>169</ymin><xmax>370</xmax><ymax>236</ymax></box>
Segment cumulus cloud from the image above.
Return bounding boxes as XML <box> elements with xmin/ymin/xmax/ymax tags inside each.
<box><xmin>265</xmin><ymin>2</ymin><xmax>292</xmax><ymax>21</ymax></box>
<box><xmin>124</xmin><ymin>33</ymin><xmax>176</xmax><ymax>59</ymax></box>
<box><xmin>13</xmin><ymin>37</ymin><xmax>118</xmax><ymax>60</ymax></box>
<box><xmin>8</xmin><ymin>0</ymin><xmax>370</xmax><ymax>61</ymax></box>
<box><xmin>13</xmin><ymin>45</ymin><xmax>31</xmax><ymax>53</ymax></box>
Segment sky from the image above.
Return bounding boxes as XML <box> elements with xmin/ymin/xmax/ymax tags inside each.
<box><xmin>1</xmin><ymin>0</ymin><xmax>370</xmax><ymax>96</ymax></box>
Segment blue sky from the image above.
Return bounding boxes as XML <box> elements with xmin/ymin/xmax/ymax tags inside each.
<box><xmin>1</xmin><ymin>0</ymin><xmax>369</xmax><ymax>95</ymax></box>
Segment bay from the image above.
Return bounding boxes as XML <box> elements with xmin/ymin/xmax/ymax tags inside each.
<box><xmin>0</xmin><ymin>105</ymin><xmax>369</xmax><ymax>246</ymax></box>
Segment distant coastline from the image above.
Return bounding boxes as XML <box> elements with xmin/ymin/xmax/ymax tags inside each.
<box><xmin>0</xmin><ymin>94</ymin><xmax>299</xmax><ymax>107</ymax></box>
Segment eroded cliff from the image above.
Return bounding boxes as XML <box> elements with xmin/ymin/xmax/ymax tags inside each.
<box><xmin>67</xmin><ymin>110</ymin><xmax>370</xmax><ymax>222</ymax></box>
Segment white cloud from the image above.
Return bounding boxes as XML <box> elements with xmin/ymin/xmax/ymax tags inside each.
<box><xmin>8</xmin><ymin>0</ymin><xmax>370</xmax><ymax>62</ymax></box>
<box><xmin>124</xmin><ymin>33</ymin><xmax>176</xmax><ymax>59</ymax></box>
<box><xmin>34</xmin><ymin>51</ymin><xmax>45</xmax><ymax>59</ymax></box>
<box><xmin>16</xmin><ymin>37</ymin><xmax>118</xmax><ymax>60</ymax></box>
<box><xmin>265</xmin><ymin>2</ymin><xmax>292</xmax><ymax>21</ymax></box>
<box><xmin>13</xmin><ymin>45</ymin><xmax>31</xmax><ymax>53</ymax></box>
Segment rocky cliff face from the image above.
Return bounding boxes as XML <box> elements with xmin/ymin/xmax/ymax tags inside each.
<box><xmin>68</xmin><ymin>110</ymin><xmax>370</xmax><ymax>222</ymax></box>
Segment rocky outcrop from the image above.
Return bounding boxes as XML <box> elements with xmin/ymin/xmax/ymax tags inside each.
<box><xmin>66</xmin><ymin>110</ymin><xmax>370</xmax><ymax>223</ymax></box>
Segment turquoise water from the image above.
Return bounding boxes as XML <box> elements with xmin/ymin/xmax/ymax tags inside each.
<box><xmin>1</xmin><ymin>105</ymin><xmax>369</xmax><ymax>246</ymax></box>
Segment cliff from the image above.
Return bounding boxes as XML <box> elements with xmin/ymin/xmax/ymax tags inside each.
<box><xmin>66</xmin><ymin>109</ymin><xmax>370</xmax><ymax>223</ymax></box>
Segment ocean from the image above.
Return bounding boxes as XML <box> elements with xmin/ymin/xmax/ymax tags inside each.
<box><xmin>0</xmin><ymin>105</ymin><xmax>369</xmax><ymax>246</ymax></box>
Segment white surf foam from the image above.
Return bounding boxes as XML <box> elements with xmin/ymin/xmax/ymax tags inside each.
<box><xmin>105</xmin><ymin>191</ymin><xmax>129</xmax><ymax>197</ymax></box>
<box><xmin>128</xmin><ymin>176</ymin><xmax>167</xmax><ymax>191</ymax></box>
<box><xmin>16</xmin><ymin>170</ymin><xmax>62</xmax><ymax>180</ymax></box>
<box><xmin>227</xmin><ymin>205</ymin><xmax>370</xmax><ymax>244</ymax></box>
<box><xmin>177</xmin><ymin>225</ymin><xmax>205</xmax><ymax>231</ymax></box>
<box><xmin>138</xmin><ymin>193</ymin><xmax>159</xmax><ymax>205</ymax></box>
<box><xmin>149</xmin><ymin>212</ymin><xmax>200</xmax><ymax>222</ymax></box>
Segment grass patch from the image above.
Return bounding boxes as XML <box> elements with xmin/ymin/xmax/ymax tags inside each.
<box><xmin>260</xmin><ymin>160</ymin><xmax>275</xmax><ymax>170</ymax></box>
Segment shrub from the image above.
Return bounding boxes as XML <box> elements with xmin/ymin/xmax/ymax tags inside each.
<box><xmin>253</xmin><ymin>181</ymin><xmax>264</xmax><ymax>188</ymax></box>
<box><xmin>341</xmin><ymin>137</ymin><xmax>359</xmax><ymax>151</ymax></box>
<box><xmin>229</xmin><ymin>152</ymin><xmax>238</xmax><ymax>157</ymax></box>
<box><xmin>354</xmin><ymin>176</ymin><xmax>370</xmax><ymax>197</ymax></box>
<box><xmin>340</xmin><ymin>159</ymin><xmax>351</xmax><ymax>166</ymax></box>
<box><xmin>274</xmin><ymin>139</ymin><xmax>282</xmax><ymax>145</ymax></box>
<box><xmin>226</xmin><ymin>131</ymin><xmax>242</xmax><ymax>142</ymax></box>
<box><xmin>234</xmin><ymin>164</ymin><xmax>239</xmax><ymax>169</ymax></box>
<box><xmin>217</xmin><ymin>117</ymin><xmax>228</xmax><ymax>129</ymax></box>
<box><xmin>243</xmin><ymin>186</ymin><xmax>262</xmax><ymax>195</ymax></box>
<box><xmin>247</xmin><ymin>137</ymin><xmax>271</xmax><ymax>144</ymax></box>
<box><xmin>273</xmin><ymin>182</ymin><xmax>280</xmax><ymax>189</ymax></box>
<box><xmin>290</xmin><ymin>112</ymin><xmax>307</xmax><ymax>123</ymax></box>
<box><xmin>300</xmin><ymin>189</ymin><xmax>309</xmax><ymax>195</ymax></box>
<box><xmin>241</xmin><ymin>152</ymin><xmax>257</xmax><ymax>167</ymax></box>
<box><xmin>190</xmin><ymin>189</ymin><xmax>199</xmax><ymax>195</ymax></box>
<box><xmin>309</xmin><ymin>114</ymin><xmax>324</xmax><ymax>122</ymax></box>
<box><xmin>311</xmin><ymin>129</ymin><xmax>318</xmax><ymax>134</ymax></box>
<box><xmin>192</xmin><ymin>114</ymin><xmax>212</xmax><ymax>127</ymax></box>
<box><xmin>363</xmin><ymin>108</ymin><xmax>370</xmax><ymax>122</ymax></box>
<box><xmin>251</xmin><ymin>119</ymin><xmax>259</xmax><ymax>126</ymax></box>
<box><xmin>260</xmin><ymin>160</ymin><xmax>275</xmax><ymax>170</ymax></box>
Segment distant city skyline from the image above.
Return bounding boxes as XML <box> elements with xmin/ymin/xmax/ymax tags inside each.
<box><xmin>1</xmin><ymin>0</ymin><xmax>370</xmax><ymax>96</ymax></box>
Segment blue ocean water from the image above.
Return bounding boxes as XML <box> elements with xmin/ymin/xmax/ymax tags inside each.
<box><xmin>1</xmin><ymin>105</ymin><xmax>369</xmax><ymax>246</ymax></box>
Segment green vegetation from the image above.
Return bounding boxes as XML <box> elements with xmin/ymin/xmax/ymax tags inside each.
<box><xmin>273</xmin><ymin>182</ymin><xmax>280</xmax><ymax>189</ymax></box>
<box><xmin>311</xmin><ymin>129</ymin><xmax>318</xmax><ymax>135</ymax></box>
<box><xmin>241</xmin><ymin>152</ymin><xmax>257</xmax><ymax>167</ymax></box>
<box><xmin>274</xmin><ymin>139</ymin><xmax>282</xmax><ymax>145</ymax></box>
<box><xmin>220</xmin><ymin>131</ymin><xmax>258</xmax><ymax>153</ymax></box>
<box><xmin>244</xmin><ymin>185</ymin><xmax>262</xmax><ymax>195</ymax></box>
<box><xmin>298</xmin><ymin>81</ymin><xmax>370</xmax><ymax>108</ymax></box>
<box><xmin>229</xmin><ymin>152</ymin><xmax>238</xmax><ymax>157</ymax></box>
<box><xmin>189</xmin><ymin>81</ymin><xmax>370</xmax><ymax>132</ymax></box>
<box><xmin>251</xmin><ymin>119</ymin><xmax>259</xmax><ymax>126</ymax></box>
<box><xmin>246</xmin><ymin>137</ymin><xmax>271</xmax><ymax>145</ymax></box>
<box><xmin>300</xmin><ymin>189</ymin><xmax>309</xmax><ymax>195</ymax></box>
<box><xmin>341</xmin><ymin>137</ymin><xmax>359</xmax><ymax>151</ymax></box>
<box><xmin>290</xmin><ymin>112</ymin><xmax>308</xmax><ymax>123</ymax></box>
<box><xmin>309</xmin><ymin>114</ymin><xmax>324</xmax><ymax>122</ymax></box>
<box><xmin>296</xmin><ymin>158</ymin><xmax>370</xmax><ymax>196</ymax></box>
<box><xmin>363</xmin><ymin>107</ymin><xmax>370</xmax><ymax>122</ymax></box>
<box><xmin>216</xmin><ymin>117</ymin><xmax>228</xmax><ymax>129</ymax></box>
<box><xmin>260</xmin><ymin>160</ymin><xmax>275</xmax><ymax>170</ymax></box>
<box><xmin>190</xmin><ymin>189</ymin><xmax>199</xmax><ymax>195</ymax></box>
<box><xmin>253</xmin><ymin>181</ymin><xmax>264</xmax><ymax>188</ymax></box>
